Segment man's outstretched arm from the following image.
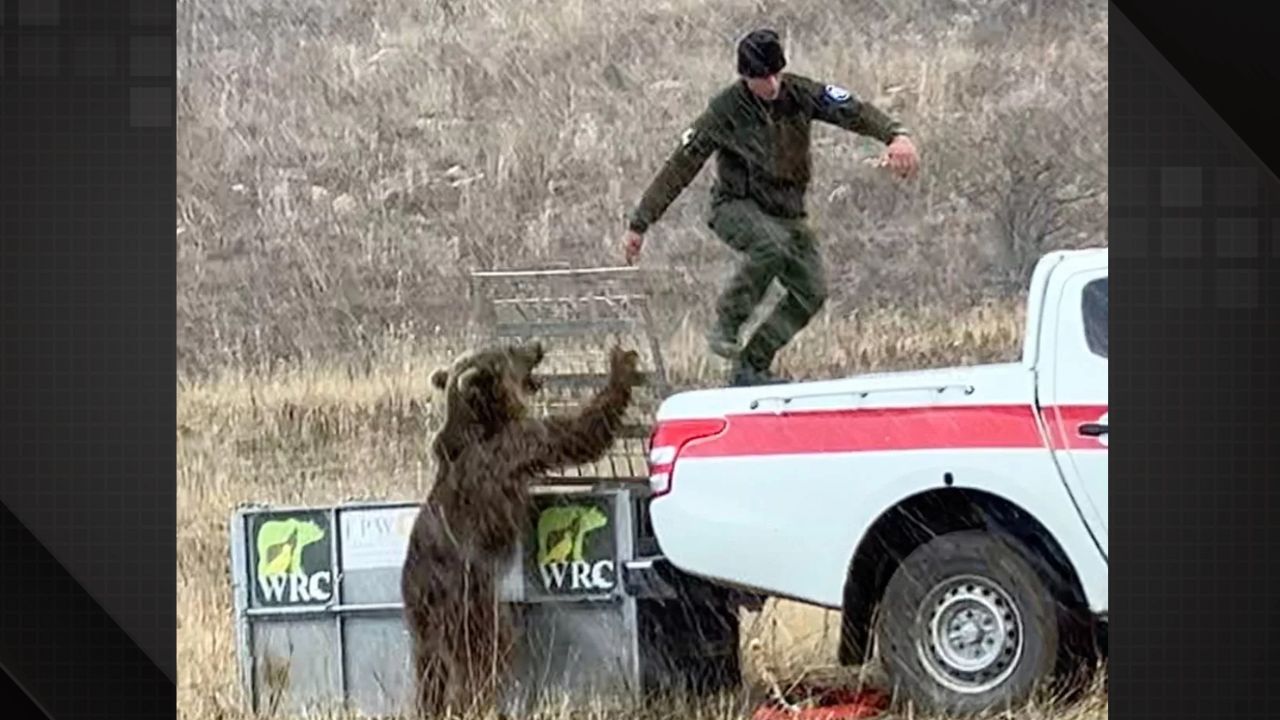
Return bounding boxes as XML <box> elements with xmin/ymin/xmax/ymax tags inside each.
<box><xmin>624</xmin><ymin>106</ymin><xmax>721</xmax><ymax>263</ymax></box>
<box><xmin>802</xmin><ymin>76</ymin><xmax>919</xmax><ymax>178</ymax></box>
<box><xmin>803</xmin><ymin>76</ymin><xmax>907</xmax><ymax>141</ymax></box>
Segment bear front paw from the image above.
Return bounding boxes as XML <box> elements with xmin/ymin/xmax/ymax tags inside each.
<box><xmin>608</xmin><ymin>347</ymin><xmax>644</xmax><ymax>387</ymax></box>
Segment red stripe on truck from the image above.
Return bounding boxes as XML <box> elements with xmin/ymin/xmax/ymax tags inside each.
<box><xmin>668</xmin><ymin>404</ymin><xmax>1107</xmax><ymax>459</ymax></box>
<box><xmin>1043</xmin><ymin>404</ymin><xmax>1109</xmax><ymax>451</ymax></box>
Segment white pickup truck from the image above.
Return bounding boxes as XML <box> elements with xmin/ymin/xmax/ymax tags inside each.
<box><xmin>643</xmin><ymin>247</ymin><xmax>1107</xmax><ymax>713</ymax></box>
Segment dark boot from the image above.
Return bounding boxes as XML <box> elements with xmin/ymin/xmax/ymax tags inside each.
<box><xmin>728</xmin><ymin>362</ymin><xmax>787</xmax><ymax>387</ymax></box>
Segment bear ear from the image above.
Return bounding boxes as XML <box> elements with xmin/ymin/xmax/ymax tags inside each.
<box><xmin>456</xmin><ymin>366</ymin><xmax>483</xmax><ymax>394</ymax></box>
<box><xmin>430</xmin><ymin>368</ymin><xmax>449</xmax><ymax>390</ymax></box>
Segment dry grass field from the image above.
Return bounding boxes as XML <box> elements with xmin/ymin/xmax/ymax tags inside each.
<box><xmin>177</xmin><ymin>0</ymin><xmax>1108</xmax><ymax>717</ymax></box>
<box><xmin>176</xmin><ymin>306</ymin><xmax>1109</xmax><ymax>720</ymax></box>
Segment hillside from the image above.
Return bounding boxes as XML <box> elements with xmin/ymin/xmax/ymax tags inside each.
<box><xmin>177</xmin><ymin>0</ymin><xmax>1107</xmax><ymax>378</ymax></box>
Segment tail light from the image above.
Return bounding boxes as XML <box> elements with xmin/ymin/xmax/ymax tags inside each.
<box><xmin>646</xmin><ymin>418</ymin><xmax>727</xmax><ymax>497</ymax></box>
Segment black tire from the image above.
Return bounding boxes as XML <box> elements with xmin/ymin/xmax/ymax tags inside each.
<box><xmin>875</xmin><ymin>530</ymin><xmax>1060</xmax><ymax>715</ymax></box>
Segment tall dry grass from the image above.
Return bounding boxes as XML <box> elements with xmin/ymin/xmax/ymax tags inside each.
<box><xmin>177</xmin><ymin>0</ymin><xmax>1107</xmax><ymax>717</ymax></box>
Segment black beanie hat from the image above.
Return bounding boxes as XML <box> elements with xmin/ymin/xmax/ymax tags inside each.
<box><xmin>737</xmin><ymin>29</ymin><xmax>786</xmax><ymax>77</ymax></box>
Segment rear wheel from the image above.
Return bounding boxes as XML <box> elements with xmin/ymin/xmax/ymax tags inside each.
<box><xmin>875</xmin><ymin>531</ymin><xmax>1060</xmax><ymax>715</ymax></box>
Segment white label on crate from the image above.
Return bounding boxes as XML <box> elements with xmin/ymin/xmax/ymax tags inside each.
<box><xmin>339</xmin><ymin>507</ymin><xmax>419</xmax><ymax>571</ymax></box>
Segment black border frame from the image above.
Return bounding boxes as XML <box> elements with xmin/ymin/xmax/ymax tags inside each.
<box><xmin>1109</xmin><ymin>2</ymin><xmax>1280</xmax><ymax>716</ymax></box>
<box><xmin>1</xmin><ymin>1</ymin><xmax>176</xmax><ymax>718</ymax></box>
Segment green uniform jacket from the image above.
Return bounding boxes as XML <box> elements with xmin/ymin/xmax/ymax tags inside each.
<box><xmin>627</xmin><ymin>73</ymin><xmax>908</xmax><ymax>234</ymax></box>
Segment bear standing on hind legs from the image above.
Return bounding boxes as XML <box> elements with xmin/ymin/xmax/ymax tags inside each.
<box><xmin>400</xmin><ymin>342</ymin><xmax>643</xmax><ymax>718</ymax></box>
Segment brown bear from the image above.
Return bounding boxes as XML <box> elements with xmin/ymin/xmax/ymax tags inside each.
<box><xmin>400</xmin><ymin>341</ymin><xmax>642</xmax><ymax>718</ymax></box>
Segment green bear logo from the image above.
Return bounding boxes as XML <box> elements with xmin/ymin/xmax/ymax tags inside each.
<box><xmin>256</xmin><ymin>518</ymin><xmax>326</xmax><ymax>578</ymax></box>
<box><xmin>536</xmin><ymin>505</ymin><xmax>608</xmax><ymax>566</ymax></box>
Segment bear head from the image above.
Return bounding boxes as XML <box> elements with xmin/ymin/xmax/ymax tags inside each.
<box><xmin>429</xmin><ymin>341</ymin><xmax>547</xmax><ymax>437</ymax></box>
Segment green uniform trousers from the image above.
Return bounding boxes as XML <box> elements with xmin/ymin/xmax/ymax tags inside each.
<box><xmin>708</xmin><ymin>198</ymin><xmax>828</xmax><ymax>372</ymax></box>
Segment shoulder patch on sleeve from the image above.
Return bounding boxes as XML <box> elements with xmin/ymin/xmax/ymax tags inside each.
<box><xmin>824</xmin><ymin>84</ymin><xmax>851</xmax><ymax>103</ymax></box>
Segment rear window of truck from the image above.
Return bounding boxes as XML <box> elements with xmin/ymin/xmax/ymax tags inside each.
<box><xmin>1082</xmin><ymin>278</ymin><xmax>1108</xmax><ymax>358</ymax></box>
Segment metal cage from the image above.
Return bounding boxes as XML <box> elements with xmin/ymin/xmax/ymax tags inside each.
<box><xmin>467</xmin><ymin>265</ymin><xmax>670</xmax><ymax>483</ymax></box>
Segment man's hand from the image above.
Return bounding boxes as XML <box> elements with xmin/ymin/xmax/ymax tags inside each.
<box><xmin>623</xmin><ymin>229</ymin><xmax>644</xmax><ymax>265</ymax></box>
<box><xmin>882</xmin><ymin>135</ymin><xmax>919</xmax><ymax>179</ymax></box>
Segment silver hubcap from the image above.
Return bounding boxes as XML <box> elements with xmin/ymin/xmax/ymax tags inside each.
<box><xmin>916</xmin><ymin>575</ymin><xmax>1024</xmax><ymax>694</ymax></box>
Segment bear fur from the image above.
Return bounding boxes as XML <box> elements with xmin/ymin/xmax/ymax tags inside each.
<box><xmin>400</xmin><ymin>341</ymin><xmax>642</xmax><ymax>718</ymax></box>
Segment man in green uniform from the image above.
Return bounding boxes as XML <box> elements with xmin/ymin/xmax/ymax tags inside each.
<box><xmin>622</xmin><ymin>29</ymin><xmax>919</xmax><ymax>385</ymax></box>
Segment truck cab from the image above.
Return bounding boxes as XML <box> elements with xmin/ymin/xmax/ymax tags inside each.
<box><xmin>643</xmin><ymin>248</ymin><xmax>1108</xmax><ymax>714</ymax></box>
